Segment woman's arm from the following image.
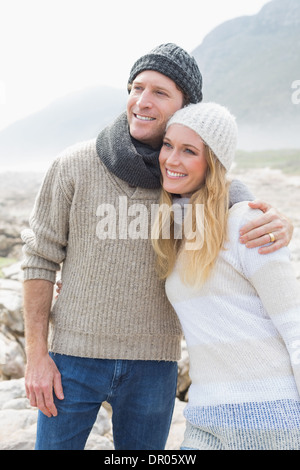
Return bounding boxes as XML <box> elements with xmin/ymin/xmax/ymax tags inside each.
<box><xmin>238</xmin><ymin>208</ymin><xmax>300</xmax><ymax>393</ymax></box>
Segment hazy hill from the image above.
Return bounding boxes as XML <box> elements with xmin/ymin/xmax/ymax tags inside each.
<box><xmin>0</xmin><ymin>87</ymin><xmax>127</xmax><ymax>170</ymax></box>
<box><xmin>0</xmin><ymin>0</ymin><xmax>299</xmax><ymax>170</ymax></box>
<box><xmin>193</xmin><ymin>0</ymin><xmax>300</xmax><ymax>149</ymax></box>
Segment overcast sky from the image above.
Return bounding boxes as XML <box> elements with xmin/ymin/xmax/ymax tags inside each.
<box><xmin>0</xmin><ymin>0</ymin><xmax>271</xmax><ymax>131</ymax></box>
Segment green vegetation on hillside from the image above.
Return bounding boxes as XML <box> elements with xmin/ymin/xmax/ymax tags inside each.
<box><xmin>234</xmin><ymin>148</ymin><xmax>300</xmax><ymax>174</ymax></box>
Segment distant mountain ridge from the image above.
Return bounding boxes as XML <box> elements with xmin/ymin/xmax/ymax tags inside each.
<box><xmin>0</xmin><ymin>0</ymin><xmax>299</xmax><ymax>169</ymax></box>
<box><xmin>192</xmin><ymin>0</ymin><xmax>300</xmax><ymax>149</ymax></box>
<box><xmin>0</xmin><ymin>86</ymin><xmax>127</xmax><ymax>170</ymax></box>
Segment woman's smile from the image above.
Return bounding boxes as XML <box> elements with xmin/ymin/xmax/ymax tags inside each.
<box><xmin>159</xmin><ymin>124</ymin><xmax>208</xmax><ymax>197</ymax></box>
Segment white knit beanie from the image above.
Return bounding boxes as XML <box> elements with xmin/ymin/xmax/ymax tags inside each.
<box><xmin>166</xmin><ymin>102</ymin><xmax>238</xmax><ymax>171</ymax></box>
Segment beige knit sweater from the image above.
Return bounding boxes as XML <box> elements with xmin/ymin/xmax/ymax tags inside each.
<box><xmin>21</xmin><ymin>139</ymin><xmax>183</xmax><ymax>361</ymax></box>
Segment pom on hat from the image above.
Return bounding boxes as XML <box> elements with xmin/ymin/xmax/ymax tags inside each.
<box><xmin>166</xmin><ymin>102</ymin><xmax>238</xmax><ymax>171</ymax></box>
<box><xmin>128</xmin><ymin>43</ymin><xmax>203</xmax><ymax>104</ymax></box>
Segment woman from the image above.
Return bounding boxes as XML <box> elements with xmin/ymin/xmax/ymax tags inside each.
<box><xmin>152</xmin><ymin>102</ymin><xmax>300</xmax><ymax>450</ymax></box>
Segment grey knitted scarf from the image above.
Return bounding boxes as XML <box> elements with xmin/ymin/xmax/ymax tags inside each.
<box><xmin>96</xmin><ymin>111</ymin><xmax>161</xmax><ymax>189</ymax></box>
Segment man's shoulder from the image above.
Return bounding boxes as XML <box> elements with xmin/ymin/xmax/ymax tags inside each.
<box><xmin>56</xmin><ymin>138</ymin><xmax>97</xmax><ymax>165</ymax></box>
<box><xmin>52</xmin><ymin>138</ymin><xmax>103</xmax><ymax>182</ymax></box>
<box><xmin>229</xmin><ymin>201</ymin><xmax>263</xmax><ymax>222</ymax></box>
<box><xmin>48</xmin><ymin>138</ymin><xmax>103</xmax><ymax>199</ymax></box>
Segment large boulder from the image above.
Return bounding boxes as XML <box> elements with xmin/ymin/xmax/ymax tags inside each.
<box><xmin>0</xmin><ymin>330</ymin><xmax>25</xmax><ymax>379</ymax></box>
<box><xmin>0</xmin><ymin>272</ymin><xmax>25</xmax><ymax>380</ymax></box>
<box><xmin>0</xmin><ymin>278</ymin><xmax>24</xmax><ymax>334</ymax></box>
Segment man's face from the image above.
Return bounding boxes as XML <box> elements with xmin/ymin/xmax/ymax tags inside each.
<box><xmin>127</xmin><ymin>70</ymin><xmax>184</xmax><ymax>149</ymax></box>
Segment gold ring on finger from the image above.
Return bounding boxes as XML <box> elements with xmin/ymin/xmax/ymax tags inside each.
<box><xmin>268</xmin><ymin>232</ymin><xmax>275</xmax><ymax>243</ymax></box>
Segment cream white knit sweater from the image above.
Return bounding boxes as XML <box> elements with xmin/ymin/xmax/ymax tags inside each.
<box><xmin>166</xmin><ymin>201</ymin><xmax>300</xmax><ymax>450</ymax></box>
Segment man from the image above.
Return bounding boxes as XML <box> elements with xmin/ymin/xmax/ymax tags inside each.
<box><xmin>22</xmin><ymin>44</ymin><xmax>293</xmax><ymax>450</ymax></box>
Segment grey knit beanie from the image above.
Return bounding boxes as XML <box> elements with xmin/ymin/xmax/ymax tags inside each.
<box><xmin>166</xmin><ymin>102</ymin><xmax>238</xmax><ymax>171</ymax></box>
<box><xmin>128</xmin><ymin>43</ymin><xmax>203</xmax><ymax>104</ymax></box>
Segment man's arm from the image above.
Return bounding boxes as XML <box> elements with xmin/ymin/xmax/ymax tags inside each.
<box><xmin>239</xmin><ymin>200</ymin><xmax>294</xmax><ymax>254</ymax></box>
<box><xmin>21</xmin><ymin>158</ymin><xmax>72</xmax><ymax>417</ymax></box>
<box><xmin>23</xmin><ymin>279</ymin><xmax>64</xmax><ymax>417</ymax></box>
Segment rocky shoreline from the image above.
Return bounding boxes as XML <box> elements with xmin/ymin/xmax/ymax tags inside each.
<box><xmin>0</xmin><ymin>168</ymin><xmax>299</xmax><ymax>450</ymax></box>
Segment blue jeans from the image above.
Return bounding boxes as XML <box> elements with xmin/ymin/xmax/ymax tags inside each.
<box><xmin>35</xmin><ymin>353</ymin><xmax>178</xmax><ymax>450</ymax></box>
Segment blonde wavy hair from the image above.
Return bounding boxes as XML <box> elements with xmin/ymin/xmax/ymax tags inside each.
<box><xmin>151</xmin><ymin>145</ymin><xmax>230</xmax><ymax>286</ymax></box>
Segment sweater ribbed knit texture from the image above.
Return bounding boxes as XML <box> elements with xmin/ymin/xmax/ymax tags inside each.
<box><xmin>166</xmin><ymin>201</ymin><xmax>300</xmax><ymax>450</ymax></box>
<box><xmin>21</xmin><ymin>139</ymin><xmax>183</xmax><ymax>360</ymax></box>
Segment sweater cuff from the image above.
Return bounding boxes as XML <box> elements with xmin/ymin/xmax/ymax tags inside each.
<box><xmin>22</xmin><ymin>267</ymin><xmax>56</xmax><ymax>284</ymax></box>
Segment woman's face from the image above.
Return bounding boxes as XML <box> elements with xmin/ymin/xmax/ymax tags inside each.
<box><xmin>159</xmin><ymin>124</ymin><xmax>208</xmax><ymax>197</ymax></box>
